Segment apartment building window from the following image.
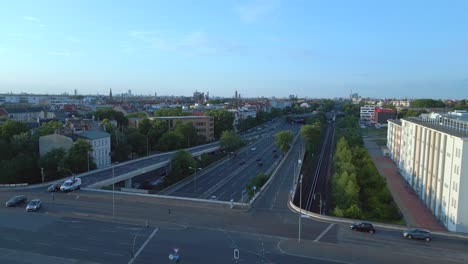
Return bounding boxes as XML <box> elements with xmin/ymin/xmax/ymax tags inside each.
<box><xmin>443</xmin><ymin>197</ymin><xmax>446</xmax><ymax>206</ymax></box>
<box><xmin>454</xmin><ymin>199</ymin><xmax>457</xmax><ymax>208</ymax></box>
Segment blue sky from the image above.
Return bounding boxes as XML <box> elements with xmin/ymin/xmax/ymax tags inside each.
<box><xmin>0</xmin><ymin>0</ymin><xmax>467</xmax><ymax>99</ymax></box>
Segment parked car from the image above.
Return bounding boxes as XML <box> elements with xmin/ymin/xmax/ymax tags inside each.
<box><xmin>47</xmin><ymin>183</ymin><xmax>61</xmax><ymax>192</ymax></box>
<box><xmin>350</xmin><ymin>222</ymin><xmax>375</xmax><ymax>234</ymax></box>
<box><xmin>60</xmin><ymin>177</ymin><xmax>82</xmax><ymax>192</ymax></box>
<box><xmin>5</xmin><ymin>195</ymin><xmax>27</xmax><ymax>207</ymax></box>
<box><xmin>26</xmin><ymin>199</ymin><xmax>42</xmax><ymax>212</ymax></box>
<box><xmin>403</xmin><ymin>228</ymin><xmax>432</xmax><ymax>241</ymax></box>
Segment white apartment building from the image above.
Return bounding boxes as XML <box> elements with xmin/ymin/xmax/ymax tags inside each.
<box><xmin>78</xmin><ymin>131</ymin><xmax>111</xmax><ymax>168</ymax></box>
<box><xmin>360</xmin><ymin>105</ymin><xmax>376</xmax><ymax>122</ymax></box>
<box><xmin>387</xmin><ymin>111</ymin><xmax>468</xmax><ymax>232</ymax></box>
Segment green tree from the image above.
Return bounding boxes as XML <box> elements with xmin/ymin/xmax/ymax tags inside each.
<box><xmin>165</xmin><ymin>150</ymin><xmax>197</xmax><ymax>185</ymax></box>
<box><xmin>245</xmin><ymin>173</ymin><xmax>269</xmax><ymax>198</ymax></box>
<box><xmin>157</xmin><ymin>131</ymin><xmax>183</xmax><ymax>151</ymax></box>
<box><xmin>154</xmin><ymin>107</ymin><xmax>190</xmax><ymax>117</ymax></box>
<box><xmin>0</xmin><ymin>120</ymin><xmax>28</xmax><ymax>141</ymax></box>
<box><xmin>275</xmin><ymin>130</ymin><xmax>294</xmax><ymax>153</ymax></box>
<box><xmin>206</xmin><ymin>109</ymin><xmax>234</xmax><ymax>138</ymax></box>
<box><xmin>63</xmin><ymin>139</ymin><xmax>96</xmax><ymax>173</ymax></box>
<box><xmin>37</xmin><ymin>121</ymin><xmax>63</xmax><ymax>136</ymax></box>
<box><xmin>238</xmin><ymin>116</ymin><xmax>258</xmax><ymax>132</ymax></box>
<box><xmin>39</xmin><ymin>148</ymin><xmax>66</xmax><ymax>181</ymax></box>
<box><xmin>0</xmin><ymin>153</ymin><xmax>38</xmax><ymax>184</ymax></box>
<box><xmin>411</xmin><ymin>99</ymin><xmax>445</xmax><ymax>108</ymax></box>
<box><xmin>126</xmin><ymin>129</ymin><xmax>147</xmax><ymax>156</ymax></box>
<box><xmin>94</xmin><ymin>108</ymin><xmax>128</xmax><ymax>127</ymax></box>
<box><xmin>300</xmin><ymin>122</ymin><xmax>321</xmax><ymax>153</ymax></box>
<box><xmin>220</xmin><ymin>131</ymin><xmax>243</xmax><ymax>151</ymax></box>
<box><xmin>127</xmin><ymin>112</ymin><xmax>148</xmax><ymax>118</ymax></box>
<box><xmin>174</xmin><ymin>121</ymin><xmax>198</xmax><ymax>148</ymax></box>
<box><xmin>138</xmin><ymin>117</ymin><xmax>152</xmax><ymax>135</ymax></box>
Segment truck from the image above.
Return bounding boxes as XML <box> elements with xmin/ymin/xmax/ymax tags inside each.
<box><xmin>60</xmin><ymin>177</ymin><xmax>82</xmax><ymax>192</ymax></box>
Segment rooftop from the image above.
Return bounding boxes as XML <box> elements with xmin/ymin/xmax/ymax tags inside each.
<box><xmin>151</xmin><ymin>116</ymin><xmax>211</xmax><ymax>119</ymax></box>
<box><xmin>78</xmin><ymin>131</ymin><xmax>110</xmax><ymax>140</ymax></box>
<box><xmin>404</xmin><ymin>116</ymin><xmax>468</xmax><ymax>139</ymax></box>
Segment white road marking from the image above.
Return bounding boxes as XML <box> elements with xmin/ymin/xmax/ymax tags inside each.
<box><xmin>53</xmin><ymin>233</ymin><xmax>66</xmax><ymax>237</ymax></box>
<box><xmin>35</xmin><ymin>242</ymin><xmax>51</xmax><ymax>246</ymax></box>
<box><xmin>314</xmin><ymin>223</ymin><xmax>335</xmax><ymax>242</ymax></box>
<box><xmin>104</xmin><ymin>252</ymin><xmax>124</xmax><ymax>256</ymax></box>
<box><xmin>116</xmin><ymin>227</ymin><xmax>141</xmax><ymax>231</ymax></box>
<box><xmin>71</xmin><ymin>247</ymin><xmax>88</xmax><ymax>252</ymax></box>
<box><xmin>71</xmin><ymin>225</ymin><xmax>81</xmax><ymax>228</ymax></box>
<box><xmin>87</xmin><ymin>237</ymin><xmax>99</xmax><ymax>241</ymax></box>
<box><xmin>128</xmin><ymin>227</ymin><xmax>159</xmax><ymax>264</ymax></box>
<box><xmin>3</xmin><ymin>237</ymin><xmax>20</xmax><ymax>242</ymax></box>
<box><xmin>120</xmin><ymin>242</ymin><xmax>133</xmax><ymax>246</ymax></box>
<box><xmin>101</xmin><ymin>229</ymin><xmax>117</xmax><ymax>233</ymax></box>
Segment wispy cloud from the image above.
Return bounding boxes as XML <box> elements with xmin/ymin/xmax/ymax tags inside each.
<box><xmin>23</xmin><ymin>16</ymin><xmax>39</xmax><ymax>22</ymax></box>
<box><xmin>236</xmin><ymin>0</ymin><xmax>280</xmax><ymax>23</ymax></box>
<box><xmin>128</xmin><ymin>30</ymin><xmax>245</xmax><ymax>56</ymax></box>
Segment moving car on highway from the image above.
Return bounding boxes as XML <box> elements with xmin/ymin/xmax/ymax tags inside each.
<box><xmin>403</xmin><ymin>228</ymin><xmax>432</xmax><ymax>242</ymax></box>
<box><xmin>26</xmin><ymin>199</ymin><xmax>42</xmax><ymax>212</ymax></box>
<box><xmin>47</xmin><ymin>183</ymin><xmax>61</xmax><ymax>192</ymax></box>
<box><xmin>5</xmin><ymin>195</ymin><xmax>27</xmax><ymax>207</ymax></box>
<box><xmin>350</xmin><ymin>222</ymin><xmax>375</xmax><ymax>234</ymax></box>
<box><xmin>60</xmin><ymin>177</ymin><xmax>82</xmax><ymax>192</ymax></box>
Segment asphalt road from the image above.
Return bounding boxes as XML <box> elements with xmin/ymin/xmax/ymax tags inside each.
<box><xmin>161</xmin><ymin>122</ymin><xmax>300</xmax><ymax>202</ymax></box>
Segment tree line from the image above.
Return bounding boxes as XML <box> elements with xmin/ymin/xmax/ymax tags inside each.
<box><xmin>331</xmin><ymin>104</ymin><xmax>401</xmax><ymax>223</ymax></box>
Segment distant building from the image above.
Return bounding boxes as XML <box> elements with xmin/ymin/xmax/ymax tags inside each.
<box><xmin>387</xmin><ymin>110</ymin><xmax>468</xmax><ymax>232</ymax></box>
<box><xmin>150</xmin><ymin>116</ymin><xmax>214</xmax><ymax>141</ymax></box>
<box><xmin>360</xmin><ymin>105</ymin><xmax>376</xmax><ymax>122</ymax></box>
<box><xmin>270</xmin><ymin>100</ymin><xmax>292</xmax><ymax>109</ymax></box>
<box><xmin>78</xmin><ymin>131</ymin><xmax>111</xmax><ymax>168</ymax></box>
<box><xmin>39</xmin><ymin>134</ymin><xmax>74</xmax><ymax>156</ymax></box>
<box><xmin>193</xmin><ymin>90</ymin><xmax>204</xmax><ymax>103</ymax></box>
<box><xmin>374</xmin><ymin>107</ymin><xmax>397</xmax><ymax>127</ymax></box>
<box><xmin>1</xmin><ymin>107</ymin><xmax>44</xmax><ymax>122</ymax></box>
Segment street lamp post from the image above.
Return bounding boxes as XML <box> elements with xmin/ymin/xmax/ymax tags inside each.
<box><xmin>314</xmin><ymin>193</ymin><xmax>323</xmax><ymax>215</ymax></box>
<box><xmin>299</xmin><ymin>174</ymin><xmax>303</xmax><ymax>243</ymax></box>
<box><xmin>41</xmin><ymin>167</ymin><xmax>45</xmax><ymax>183</ymax></box>
<box><xmin>189</xmin><ymin>167</ymin><xmax>202</xmax><ymax>193</ymax></box>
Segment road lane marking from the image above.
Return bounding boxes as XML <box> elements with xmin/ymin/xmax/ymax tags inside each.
<box><xmin>71</xmin><ymin>247</ymin><xmax>88</xmax><ymax>252</ymax></box>
<box><xmin>71</xmin><ymin>225</ymin><xmax>81</xmax><ymax>228</ymax></box>
<box><xmin>128</xmin><ymin>227</ymin><xmax>159</xmax><ymax>264</ymax></box>
<box><xmin>3</xmin><ymin>237</ymin><xmax>20</xmax><ymax>242</ymax></box>
<box><xmin>101</xmin><ymin>229</ymin><xmax>117</xmax><ymax>233</ymax></box>
<box><xmin>87</xmin><ymin>237</ymin><xmax>99</xmax><ymax>241</ymax></box>
<box><xmin>120</xmin><ymin>242</ymin><xmax>133</xmax><ymax>246</ymax></box>
<box><xmin>35</xmin><ymin>242</ymin><xmax>51</xmax><ymax>246</ymax></box>
<box><xmin>53</xmin><ymin>233</ymin><xmax>66</xmax><ymax>237</ymax></box>
<box><xmin>104</xmin><ymin>252</ymin><xmax>124</xmax><ymax>256</ymax></box>
<box><xmin>314</xmin><ymin>223</ymin><xmax>335</xmax><ymax>242</ymax></box>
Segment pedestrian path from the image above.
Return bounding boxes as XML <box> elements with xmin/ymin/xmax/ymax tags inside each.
<box><xmin>363</xmin><ymin>137</ymin><xmax>446</xmax><ymax>231</ymax></box>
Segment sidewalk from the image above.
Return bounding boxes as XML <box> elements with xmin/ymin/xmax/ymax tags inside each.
<box><xmin>363</xmin><ymin>137</ymin><xmax>446</xmax><ymax>231</ymax></box>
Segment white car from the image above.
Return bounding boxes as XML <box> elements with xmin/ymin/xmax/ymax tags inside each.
<box><xmin>26</xmin><ymin>199</ymin><xmax>42</xmax><ymax>212</ymax></box>
<box><xmin>251</xmin><ymin>147</ymin><xmax>256</xmax><ymax>151</ymax></box>
<box><xmin>60</xmin><ymin>177</ymin><xmax>82</xmax><ymax>192</ymax></box>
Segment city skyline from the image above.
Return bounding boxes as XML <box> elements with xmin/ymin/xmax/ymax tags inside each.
<box><xmin>1</xmin><ymin>0</ymin><xmax>468</xmax><ymax>99</ymax></box>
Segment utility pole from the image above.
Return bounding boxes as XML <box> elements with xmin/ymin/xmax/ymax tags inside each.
<box><xmin>299</xmin><ymin>174</ymin><xmax>303</xmax><ymax>243</ymax></box>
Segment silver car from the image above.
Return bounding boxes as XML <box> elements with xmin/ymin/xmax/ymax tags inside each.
<box><xmin>26</xmin><ymin>199</ymin><xmax>42</xmax><ymax>212</ymax></box>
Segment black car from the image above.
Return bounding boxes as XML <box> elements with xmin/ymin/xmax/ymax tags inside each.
<box><xmin>272</xmin><ymin>149</ymin><xmax>277</xmax><ymax>153</ymax></box>
<box><xmin>256</xmin><ymin>157</ymin><xmax>261</xmax><ymax>162</ymax></box>
<box><xmin>273</xmin><ymin>153</ymin><xmax>278</xmax><ymax>158</ymax></box>
<box><xmin>257</xmin><ymin>161</ymin><xmax>263</xmax><ymax>167</ymax></box>
<box><xmin>403</xmin><ymin>228</ymin><xmax>432</xmax><ymax>242</ymax></box>
<box><xmin>5</xmin><ymin>195</ymin><xmax>27</xmax><ymax>207</ymax></box>
<box><xmin>239</xmin><ymin>160</ymin><xmax>246</xmax><ymax>165</ymax></box>
<box><xmin>350</xmin><ymin>222</ymin><xmax>375</xmax><ymax>234</ymax></box>
<box><xmin>47</xmin><ymin>183</ymin><xmax>61</xmax><ymax>192</ymax></box>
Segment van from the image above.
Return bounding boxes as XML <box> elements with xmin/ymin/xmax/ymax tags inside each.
<box><xmin>60</xmin><ymin>177</ymin><xmax>82</xmax><ymax>192</ymax></box>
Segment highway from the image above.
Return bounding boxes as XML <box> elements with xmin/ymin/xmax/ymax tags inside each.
<box><xmin>1</xmin><ymin>120</ymin><xmax>468</xmax><ymax>263</ymax></box>
<box><xmin>160</xmin><ymin>122</ymin><xmax>300</xmax><ymax>202</ymax></box>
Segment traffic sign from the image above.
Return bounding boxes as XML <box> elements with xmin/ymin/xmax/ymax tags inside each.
<box><xmin>174</xmin><ymin>248</ymin><xmax>179</xmax><ymax>253</ymax></box>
